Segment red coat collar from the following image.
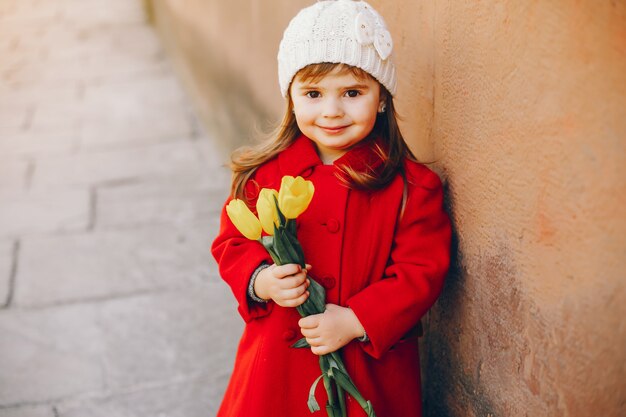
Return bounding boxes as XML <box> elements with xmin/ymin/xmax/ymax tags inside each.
<box><xmin>278</xmin><ymin>134</ymin><xmax>387</xmax><ymax>178</ymax></box>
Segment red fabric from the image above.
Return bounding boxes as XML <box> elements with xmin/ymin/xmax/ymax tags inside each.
<box><xmin>211</xmin><ymin>135</ymin><xmax>451</xmax><ymax>417</ymax></box>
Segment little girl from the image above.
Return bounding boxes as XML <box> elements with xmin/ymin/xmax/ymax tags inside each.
<box><xmin>212</xmin><ymin>1</ymin><xmax>451</xmax><ymax>416</ymax></box>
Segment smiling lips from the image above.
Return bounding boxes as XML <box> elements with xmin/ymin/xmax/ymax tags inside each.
<box><xmin>318</xmin><ymin>124</ymin><xmax>351</xmax><ymax>134</ymax></box>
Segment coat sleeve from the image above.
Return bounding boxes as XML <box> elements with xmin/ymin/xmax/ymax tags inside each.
<box><xmin>346</xmin><ymin>169</ymin><xmax>452</xmax><ymax>359</ymax></box>
<box><xmin>211</xmin><ymin>196</ymin><xmax>275</xmax><ymax>323</ymax></box>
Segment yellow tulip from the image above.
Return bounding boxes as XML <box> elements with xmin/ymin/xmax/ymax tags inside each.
<box><xmin>256</xmin><ymin>188</ymin><xmax>280</xmax><ymax>235</ymax></box>
<box><xmin>278</xmin><ymin>176</ymin><xmax>315</xmax><ymax>219</ymax></box>
<box><xmin>226</xmin><ymin>199</ymin><xmax>262</xmax><ymax>240</ymax></box>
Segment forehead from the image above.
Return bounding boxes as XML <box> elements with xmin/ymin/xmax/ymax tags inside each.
<box><xmin>293</xmin><ymin>63</ymin><xmax>376</xmax><ymax>86</ymax></box>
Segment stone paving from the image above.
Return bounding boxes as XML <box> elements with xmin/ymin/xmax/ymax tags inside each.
<box><xmin>0</xmin><ymin>1</ymin><xmax>241</xmax><ymax>416</ymax></box>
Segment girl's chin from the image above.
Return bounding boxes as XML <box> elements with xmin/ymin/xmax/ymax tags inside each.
<box><xmin>316</xmin><ymin>144</ymin><xmax>357</xmax><ymax>156</ymax></box>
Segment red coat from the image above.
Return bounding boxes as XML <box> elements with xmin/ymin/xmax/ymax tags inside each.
<box><xmin>212</xmin><ymin>135</ymin><xmax>451</xmax><ymax>417</ymax></box>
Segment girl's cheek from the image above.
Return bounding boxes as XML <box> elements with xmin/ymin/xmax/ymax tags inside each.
<box><xmin>296</xmin><ymin>108</ymin><xmax>319</xmax><ymax>121</ymax></box>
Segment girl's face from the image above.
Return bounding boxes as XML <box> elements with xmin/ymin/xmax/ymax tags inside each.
<box><xmin>290</xmin><ymin>66</ymin><xmax>382</xmax><ymax>164</ymax></box>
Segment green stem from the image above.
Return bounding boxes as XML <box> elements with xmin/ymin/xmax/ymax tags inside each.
<box><xmin>337</xmin><ymin>383</ymin><xmax>347</xmax><ymax>417</ymax></box>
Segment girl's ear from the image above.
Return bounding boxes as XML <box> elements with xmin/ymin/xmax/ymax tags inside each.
<box><xmin>378</xmin><ymin>101</ymin><xmax>387</xmax><ymax>113</ymax></box>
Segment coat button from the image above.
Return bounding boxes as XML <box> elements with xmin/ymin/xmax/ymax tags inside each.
<box><xmin>326</xmin><ymin>218</ymin><xmax>340</xmax><ymax>233</ymax></box>
<box><xmin>322</xmin><ymin>275</ymin><xmax>336</xmax><ymax>289</ymax></box>
<box><xmin>283</xmin><ymin>329</ymin><xmax>297</xmax><ymax>342</ymax></box>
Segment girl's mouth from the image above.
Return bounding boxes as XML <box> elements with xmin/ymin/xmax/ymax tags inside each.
<box><xmin>318</xmin><ymin>125</ymin><xmax>350</xmax><ymax>134</ymax></box>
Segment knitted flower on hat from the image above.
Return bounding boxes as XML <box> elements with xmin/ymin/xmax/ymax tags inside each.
<box><xmin>277</xmin><ymin>0</ymin><xmax>396</xmax><ymax>98</ymax></box>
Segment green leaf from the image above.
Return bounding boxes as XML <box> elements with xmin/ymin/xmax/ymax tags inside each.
<box><xmin>337</xmin><ymin>384</ymin><xmax>347</xmax><ymax>417</ymax></box>
<box><xmin>330</xmin><ymin>366</ymin><xmax>376</xmax><ymax>417</ymax></box>
<box><xmin>286</xmin><ymin>218</ymin><xmax>297</xmax><ymax>235</ymax></box>
<box><xmin>322</xmin><ymin>371</ymin><xmax>336</xmax><ymax>408</ymax></box>
<box><xmin>329</xmin><ymin>351</ymin><xmax>348</xmax><ymax>373</ymax></box>
<box><xmin>273</xmin><ymin>195</ymin><xmax>286</xmax><ymax>227</ymax></box>
<box><xmin>318</xmin><ymin>355</ymin><xmax>348</xmax><ymax>417</ymax></box>
<box><xmin>284</xmin><ymin>228</ymin><xmax>305</xmax><ymax>265</ymax></box>
<box><xmin>260</xmin><ymin>235</ymin><xmax>274</xmax><ymax>248</ymax></box>
<box><xmin>296</xmin><ymin>304</ymin><xmax>308</xmax><ymax>318</ymax></box>
<box><xmin>307</xmin><ymin>278</ymin><xmax>327</xmax><ymax>313</ymax></box>
<box><xmin>307</xmin><ymin>374</ymin><xmax>324</xmax><ymax>413</ymax></box>
<box><xmin>296</xmin><ymin>279</ymin><xmax>326</xmax><ymax>318</ymax></box>
<box><xmin>278</xmin><ymin>229</ymin><xmax>302</xmax><ymax>265</ymax></box>
<box><xmin>319</xmin><ymin>354</ymin><xmax>330</xmax><ymax>375</ymax></box>
<box><xmin>297</xmin><ymin>287</ymin><xmax>324</xmax><ymax>317</ymax></box>
<box><xmin>331</xmin><ymin>367</ymin><xmax>361</xmax><ymax>402</ymax></box>
<box><xmin>327</xmin><ymin>356</ymin><xmax>339</xmax><ymax>370</ymax></box>
<box><xmin>260</xmin><ymin>236</ymin><xmax>281</xmax><ymax>265</ymax></box>
<box><xmin>364</xmin><ymin>401</ymin><xmax>376</xmax><ymax>417</ymax></box>
<box><xmin>272</xmin><ymin>229</ymin><xmax>292</xmax><ymax>265</ymax></box>
<box><xmin>291</xmin><ymin>337</ymin><xmax>310</xmax><ymax>348</ymax></box>
<box><xmin>325</xmin><ymin>403</ymin><xmax>343</xmax><ymax>417</ymax></box>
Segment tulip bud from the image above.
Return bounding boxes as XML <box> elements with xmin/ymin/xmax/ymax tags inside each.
<box><xmin>226</xmin><ymin>199</ymin><xmax>262</xmax><ymax>240</ymax></box>
<box><xmin>278</xmin><ymin>176</ymin><xmax>315</xmax><ymax>219</ymax></box>
<box><xmin>257</xmin><ymin>188</ymin><xmax>280</xmax><ymax>235</ymax></box>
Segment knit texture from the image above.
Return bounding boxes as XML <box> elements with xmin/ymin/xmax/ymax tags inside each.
<box><xmin>277</xmin><ymin>0</ymin><xmax>397</xmax><ymax>97</ymax></box>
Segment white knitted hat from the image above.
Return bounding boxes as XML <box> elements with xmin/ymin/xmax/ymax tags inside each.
<box><xmin>277</xmin><ymin>0</ymin><xmax>396</xmax><ymax>98</ymax></box>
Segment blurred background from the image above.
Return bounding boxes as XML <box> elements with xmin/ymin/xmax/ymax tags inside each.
<box><xmin>1</xmin><ymin>0</ymin><xmax>625</xmax><ymax>416</ymax></box>
<box><xmin>0</xmin><ymin>0</ymin><xmax>237</xmax><ymax>416</ymax></box>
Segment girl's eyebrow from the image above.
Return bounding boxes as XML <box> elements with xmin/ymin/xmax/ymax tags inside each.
<box><xmin>295</xmin><ymin>83</ymin><xmax>319</xmax><ymax>90</ymax></box>
<box><xmin>296</xmin><ymin>83</ymin><xmax>370</xmax><ymax>90</ymax></box>
<box><xmin>342</xmin><ymin>84</ymin><xmax>369</xmax><ymax>90</ymax></box>
<box><xmin>343</xmin><ymin>84</ymin><xmax>370</xmax><ymax>90</ymax></box>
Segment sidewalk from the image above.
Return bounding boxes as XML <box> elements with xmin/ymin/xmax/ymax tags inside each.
<box><xmin>0</xmin><ymin>1</ymin><xmax>241</xmax><ymax>416</ymax></box>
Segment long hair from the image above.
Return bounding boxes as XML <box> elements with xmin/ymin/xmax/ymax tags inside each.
<box><xmin>230</xmin><ymin>63</ymin><xmax>416</xmax><ymax>201</ymax></box>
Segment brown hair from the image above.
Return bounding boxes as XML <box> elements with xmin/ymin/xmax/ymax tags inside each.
<box><xmin>230</xmin><ymin>63</ymin><xmax>416</xmax><ymax>200</ymax></box>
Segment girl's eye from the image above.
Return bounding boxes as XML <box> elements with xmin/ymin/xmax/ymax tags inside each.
<box><xmin>345</xmin><ymin>90</ymin><xmax>361</xmax><ymax>98</ymax></box>
<box><xmin>306</xmin><ymin>91</ymin><xmax>321</xmax><ymax>98</ymax></box>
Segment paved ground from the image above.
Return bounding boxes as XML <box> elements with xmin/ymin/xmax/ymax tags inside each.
<box><xmin>0</xmin><ymin>1</ymin><xmax>242</xmax><ymax>416</ymax></box>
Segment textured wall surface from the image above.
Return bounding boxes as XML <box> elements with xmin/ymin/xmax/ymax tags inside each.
<box><xmin>426</xmin><ymin>2</ymin><xmax>625</xmax><ymax>416</ymax></box>
<box><xmin>148</xmin><ymin>0</ymin><xmax>626</xmax><ymax>416</ymax></box>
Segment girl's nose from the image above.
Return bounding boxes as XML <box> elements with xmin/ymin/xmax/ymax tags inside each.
<box><xmin>321</xmin><ymin>98</ymin><xmax>344</xmax><ymax>118</ymax></box>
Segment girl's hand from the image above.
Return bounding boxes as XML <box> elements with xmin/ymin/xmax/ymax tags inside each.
<box><xmin>254</xmin><ymin>263</ymin><xmax>311</xmax><ymax>308</ymax></box>
<box><xmin>298</xmin><ymin>304</ymin><xmax>365</xmax><ymax>356</ymax></box>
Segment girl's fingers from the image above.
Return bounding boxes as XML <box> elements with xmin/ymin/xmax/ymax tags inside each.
<box><xmin>280</xmin><ymin>290</ymin><xmax>309</xmax><ymax>308</ymax></box>
<box><xmin>310</xmin><ymin>345</ymin><xmax>329</xmax><ymax>356</ymax></box>
<box><xmin>300</xmin><ymin>327</ymin><xmax>319</xmax><ymax>338</ymax></box>
<box><xmin>297</xmin><ymin>289</ymin><xmax>310</xmax><ymax>301</ymax></box>
<box><xmin>282</xmin><ymin>285</ymin><xmax>306</xmax><ymax>300</ymax></box>
<box><xmin>298</xmin><ymin>314</ymin><xmax>320</xmax><ymax>329</ymax></box>
<box><xmin>305</xmin><ymin>337</ymin><xmax>322</xmax><ymax>347</ymax></box>
<box><xmin>273</xmin><ymin>263</ymin><xmax>301</xmax><ymax>278</ymax></box>
<box><xmin>278</xmin><ymin>274</ymin><xmax>307</xmax><ymax>289</ymax></box>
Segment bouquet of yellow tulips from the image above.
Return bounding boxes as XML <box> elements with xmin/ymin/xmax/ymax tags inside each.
<box><xmin>226</xmin><ymin>175</ymin><xmax>376</xmax><ymax>417</ymax></box>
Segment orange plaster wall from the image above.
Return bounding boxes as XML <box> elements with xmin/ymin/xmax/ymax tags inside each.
<box><xmin>148</xmin><ymin>0</ymin><xmax>626</xmax><ymax>415</ymax></box>
<box><xmin>426</xmin><ymin>2</ymin><xmax>626</xmax><ymax>416</ymax></box>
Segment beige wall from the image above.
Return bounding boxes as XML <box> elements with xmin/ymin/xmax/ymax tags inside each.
<box><xmin>148</xmin><ymin>0</ymin><xmax>626</xmax><ymax>415</ymax></box>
